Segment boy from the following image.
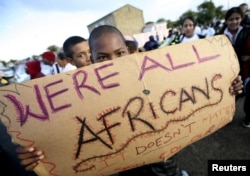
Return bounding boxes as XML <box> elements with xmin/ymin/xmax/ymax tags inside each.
<box><xmin>16</xmin><ymin>25</ymin><xmax>243</xmax><ymax>175</ymax></box>
<box><xmin>62</xmin><ymin>36</ymin><xmax>92</xmax><ymax>68</ymax></box>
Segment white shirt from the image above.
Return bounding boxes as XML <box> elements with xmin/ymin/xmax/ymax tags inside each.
<box><xmin>52</xmin><ymin>62</ymin><xmax>63</xmax><ymax>75</ymax></box>
<box><xmin>180</xmin><ymin>34</ymin><xmax>200</xmax><ymax>43</ymax></box>
<box><xmin>201</xmin><ymin>28</ymin><xmax>209</xmax><ymax>37</ymax></box>
<box><xmin>61</xmin><ymin>63</ymin><xmax>77</xmax><ymax>73</ymax></box>
<box><xmin>194</xmin><ymin>26</ymin><xmax>201</xmax><ymax>35</ymax></box>
<box><xmin>208</xmin><ymin>27</ymin><xmax>215</xmax><ymax>37</ymax></box>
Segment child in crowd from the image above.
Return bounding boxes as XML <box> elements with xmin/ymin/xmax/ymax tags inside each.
<box><xmin>219</xmin><ymin>7</ymin><xmax>250</xmax><ymax>82</ymax></box>
<box><xmin>62</xmin><ymin>36</ymin><xmax>92</xmax><ymax>68</ymax></box>
<box><xmin>41</xmin><ymin>51</ymin><xmax>62</xmax><ymax>75</ymax></box>
<box><xmin>217</xmin><ymin>6</ymin><xmax>250</xmax><ymax>127</ymax></box>
<box><xmin>16</xmin><ymin>25</ymin><xmax>243</xmax><ymax>176</ymax></box>
<box><xmin>179</xmin><ymin>16</ymin><xmax>205</xmax><ymax>43</ymax></box>
<box><xmin>56</xmin><ymin>50</ymin><xmax>76</xmax><ymax>73</ymax></box>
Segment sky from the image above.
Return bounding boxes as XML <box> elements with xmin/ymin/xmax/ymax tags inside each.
<box><xmin>0</xmin><ymin>0</ymin><xmax>248</xmax><ymax>61</ymax></box>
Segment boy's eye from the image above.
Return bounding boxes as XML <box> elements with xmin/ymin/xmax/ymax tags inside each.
<box><xmin>77</xmin><ymin>53</ymin><xmax>86</xmax><ymax>58</ymax></box>
<box><xmin>96</xmin><ymin>56</ymin><xmax>108</xmax><ymax>62</ymax></box>
<box><xmin>117</xmin><ymin>51</ymin><xmax>125</xmax><ymax>57</ymax></box>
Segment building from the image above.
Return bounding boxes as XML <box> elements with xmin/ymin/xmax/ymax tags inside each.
<box><xmin>87</xmin><ymin>4</ymin><xmax>145</xmax><ymax>36</ymax></box>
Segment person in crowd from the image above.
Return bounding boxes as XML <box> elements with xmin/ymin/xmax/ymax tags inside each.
<box><xmin>194</xmin><ymin>24</ymin><xmax>201</xmax><ymax>35</ymax></box>
<box><xmin>208</xmin><ymin>23</ymin><xmax>216</xmax><ymax>37</ymax></box>
<box><xmin>124</xmin><ymin>35</ymin><xmax>138</xmax><ymax>54</ymax></box>
<box><xmin>41</xmin><ymin>51</ymin><xmax>62</xmax><ymax>75</ymax></box>
<box><xmin>179</xmin><ymin>16</ymin><xmax>205</xmax><ymax>43</ymax></box>
<box><xmin>218</xmin><ymin>7</ymin><xmax>250</xmax><ymax>127</ymax></box>
<box><xmin>15</xmin><ymin>25</ymin><xmax>243</xmax><ymax>176</ymax></box>
<box><xmin>125</xmin><ymin>40</ymin><xmax>138</xmax><ymax>54</ymax></box>
<box><xmin>25</xmin><ymin>60</ymin><xmax>45</xmax><ymax>80</ymax></box>
<box><xmin>201</xmin><ymin>23</ymin><xmax>215</xmax><ymax>37</ymax></box>
<box><xmin>62</xmin><ymin>36</ymin><xmax>92</xmax><ymax>68</ymax></box>
<box><xmin>218</xmin><ymin>7</ymin><xmax>250</xmax><ymax>82</ymax></box>
<box><xmin>216</xmin><ymin>7</ymin><xmax>250</xmax><ymax>127</ymax></box>
<box><xmin>159</xmin><ymin>28</ymin><xmax>180</xmax><ymax>47</ymax></box>
<box><xmin>201</xmin><ymin>23</ymin><xmax>209</xmax><ymax>37</ymax></box>
<box><xmin>239</xmin><ymin>3</ymin><xmax>250</xmax><ymax>27</ymax></box>
<box><xmin>56</xmin><ymin>50</ymin><xmax>77</xmax><ymax>73</ymax></box>
<box><xmin>238</xmin><ymin>3</ymin><xmax>250</xmax><ymax>127</ymax></box>
<box><xmin>143</xmin><ymin>35</ymin><xmax>159</xmax><ymax>51</ymax></box>
<box><xmin>242</xmin><ymin>77</ymin><xmax>250</xmax><ymax>127</ymax></box>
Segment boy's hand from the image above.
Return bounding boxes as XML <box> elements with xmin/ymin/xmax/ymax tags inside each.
<box><xmin>16</xmin><ymin>146</ymin><xmax>44</xmax><ymax>171</ymax></box>
<box><xmin>229</xmin><ymin>75</ymin><xmax>243</xmax><ymax>95</ymax></box>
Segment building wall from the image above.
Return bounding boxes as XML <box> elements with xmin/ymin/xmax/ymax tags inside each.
<box><xmin>87</xmin><ymin>14</ymin><xmax>116</xmax><ymax>34</ymax></box>
<box><xmin>87</xmin><ymin>4</ymin><xmax>144</xmax><ymax>37</ymax></box>
<box><xmin>113</xmin><ymin>5</ymin><xmax>144</xmax><ymax>36</ymax></box>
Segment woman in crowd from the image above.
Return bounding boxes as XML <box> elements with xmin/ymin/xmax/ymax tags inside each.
<box><xmin>219</xmin><ymin>7</ymin><xmax>250</xmax><ymax>82</ymax></box>
<box><xmin>218</xmin><ymin>7</ymin><xmax>250</xmax><ymax>127</ymax></box>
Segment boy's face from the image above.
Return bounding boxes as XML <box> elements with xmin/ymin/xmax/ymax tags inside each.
<box><xmin>71</xmin><ymin>41</ymin><xmax>91</xmax><ymax>68</ymax></box>
<box><xmin>91</xmin><ymin>33</ymin><xmax>129</xmax><ymax>63</ymax></box>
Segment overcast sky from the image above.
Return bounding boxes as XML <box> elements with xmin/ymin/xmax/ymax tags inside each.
<box><xmin>0</xmin><ymin>0</ymin><xmax>247</xmax><ymax>61</ymax></box>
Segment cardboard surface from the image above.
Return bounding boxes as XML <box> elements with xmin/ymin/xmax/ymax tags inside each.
<box><xmin>0</xmin><ymin>35</ymin><xmax>239</xmax><ymax>176</ymax></box>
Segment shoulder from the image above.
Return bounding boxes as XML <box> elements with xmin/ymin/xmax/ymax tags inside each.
<box><xmin>63</xmin><ymin>63</ymin><xmax>77</xmax><ymax>72</ymax></box>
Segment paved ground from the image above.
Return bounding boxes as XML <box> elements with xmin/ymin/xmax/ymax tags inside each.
<box><xmin>178</xmin><ymin>96</ymin><xmax>250</xmax><ymax>176</ymax></box>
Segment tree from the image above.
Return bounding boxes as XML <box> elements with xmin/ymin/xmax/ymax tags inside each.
<box><xmin>156</xmin><ymin>18</ymin><xmax>166</xmax><ymax>23</ymax></box>
<box><xmin>196</xmin><ymin>1</ymin><xmax>216</xmax><ymax>25</ymax></box>
<box><xmin>176</xmin><ymin>10</ymin><xmax>198</xmax><ymax>27</ymax></box>
<box><xmin>47</xmin><ymin>45</ymin><xmax>59</xmax><ymax>52</ymax></box>
<box><xmin>145</xmin><ymin>21</ymin><xmax>154</xmax><ymax>25</ymax></box>
<box><xmin>215</xmin><ymin>5</ymin><xmax>226</xmax><ymax>20</ymax></box>
<box><xmin>166</xmin><ymin>20</ymin><xmax>175</xmax><ymax>29</ymax></box>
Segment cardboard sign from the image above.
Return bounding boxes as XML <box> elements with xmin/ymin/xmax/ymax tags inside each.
<box><xmin>0</xmin><ymin>35</ymin><xmax>239</xmax><ymax>176</ymax></box>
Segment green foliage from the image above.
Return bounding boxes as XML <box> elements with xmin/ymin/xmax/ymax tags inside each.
<box><xmin>166</xmin><ymin>20</ymin><xmax>175</xmax><ymax>29</ymax></box>
<box><xmin>215</xmin><ymin>6</ymin><xmax>226</xmax><ymax>20</ymax></box>
<box><xmin>196</xmin><ymin>1</ymin><xmax>216</xmax><ymax>24</ymax></box>
<box><xmin>175</xmin><ymin>10</ymin><xmax>198</xmax><ymax>26</ymax></box>
<box><xmin>156</xmin><ymin>18</ymin><xmax>166</xmax><ymax>23</ymax></box>
<box><xmin>47</xmin><ymin>45</ymin><xmax>59</xmax><ymax>52</ymax></box>
<box><xmin>145</xmin><ymin>21</ymin><xmax>154</xmax><ymax>25</ymax></box>
<box><xmin>32</xmin><ymin>55</ymin><xmax>39</xmax><ymax>60</ymax></box>
<box><xmin>152</xmin><ymin>1</ymin><xmax>225</xmax><ymax>27</ymax></box>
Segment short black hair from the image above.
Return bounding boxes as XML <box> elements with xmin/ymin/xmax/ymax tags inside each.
<box><xmin>56</xmin><ymin>50</ymin><xmax>71</xmax><ymax>61</ymax></box>
<box><xmin>63</xmin><ymin>36</ymin><xmax>87</xmax><ymax>58</ymax></box>
<box><xmin>88</xmin><ymin>25</ymin><xmax>125</xmax><ymax>51</ymax></box>
<box><xmin>182</xmin><ymin>16</ymin><xmax>197</xmax><ymax>27</ymax></box>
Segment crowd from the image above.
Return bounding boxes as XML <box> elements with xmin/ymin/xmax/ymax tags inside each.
<box><xmin>0</xmin><ymin>2</ymin><xmax>249</xmax><ymax>176</ymax></box>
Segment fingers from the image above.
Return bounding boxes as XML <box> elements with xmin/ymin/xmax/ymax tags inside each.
<box><xmin>229</xmin><ymin>75</ymin><xmax>244</xmax><ymax>95</ymax></box>
<box><xmin>16</xmin><ymin>146</ymin><xmax>45</xmax><ymax>171</ymax></box>
<box><xmin>18</xmin><ymin>150</ymin><xmax>44</xmax><ymax>160</ymax></box>
<box><xmin>24</xmin><ymin>161</ymin><xmax>40</xmax><ymax>171</ymax></box>
<box><xmin>16</xmin><ymin>146</ymin><xmax>35</xmax><ymax>154</ymax></box>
